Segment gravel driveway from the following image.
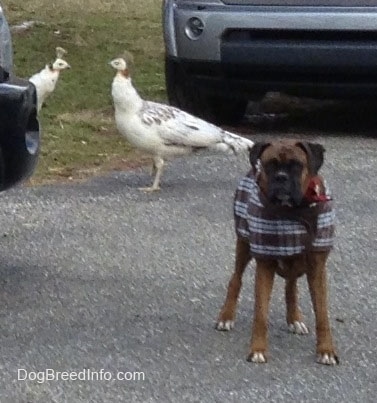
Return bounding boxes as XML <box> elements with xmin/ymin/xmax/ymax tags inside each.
<box><xmin>0</xmin><ymin>129</ymin><xmax>376</xmax><ymax>402</ymax></box>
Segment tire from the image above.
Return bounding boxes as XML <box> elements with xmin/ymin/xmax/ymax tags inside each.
<box><xmin>165</xmin><ymin>58</ymin><xmax>247</xmax><ymax>125</ymax></box>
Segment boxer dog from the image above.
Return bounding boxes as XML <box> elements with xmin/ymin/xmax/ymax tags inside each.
<box><xmin>216</xmin><ymin>140</ymin><xmax>339</xmax><ymax>365</ymax></box>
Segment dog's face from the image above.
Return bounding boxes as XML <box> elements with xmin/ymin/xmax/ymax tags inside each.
<box><xmin>249</xmin><ymin>140</ymin><xmax>325</xmax><ymax>207</ymax></box>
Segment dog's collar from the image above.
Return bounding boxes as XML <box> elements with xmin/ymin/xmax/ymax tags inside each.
<box><xmin>303</xmin><ymin>177</ymin><xmax>332</xmax><ymax>205</ymax></box>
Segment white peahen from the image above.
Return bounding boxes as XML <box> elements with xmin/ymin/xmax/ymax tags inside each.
<box><xmin>110</xmin><ymin>52</ymin><xmax>254</xmax><ymax>192</ymax></box>
<box><xmin>29</xmin><ymin>47</ymin><xmax>71</xmax><ymax>112</ymax></box>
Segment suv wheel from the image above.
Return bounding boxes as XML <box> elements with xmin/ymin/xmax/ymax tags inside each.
<box><xmin>165</xmin><ymin>58</ymin><xmax>247</xmax><ymax>125</ymax></box>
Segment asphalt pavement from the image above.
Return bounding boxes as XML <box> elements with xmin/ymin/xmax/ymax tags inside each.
<box><xmin>0</xmin><ymin>130</ymin><xmax>376</xmax><ymax>402</ymax></box>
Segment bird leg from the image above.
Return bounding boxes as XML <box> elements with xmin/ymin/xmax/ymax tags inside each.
<box><xmin>139</xmin><ymin>157</ymin><xmax>164</xmax><ymax>192</ymax></box>
<box><xmin>150</xmin><ymin>160</ymin><xmax>157</xmax><ymax>176</ymax></box>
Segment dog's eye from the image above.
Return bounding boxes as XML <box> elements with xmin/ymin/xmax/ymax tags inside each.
<box><xmin>264</xmin><ymin>159</ymin><xmax>278</xmax><ymax>173</ymax></box>
<box><xmin>288</xmin><ymin>160</ymin><xmax>303</xmax><ymax>172</ymax></box>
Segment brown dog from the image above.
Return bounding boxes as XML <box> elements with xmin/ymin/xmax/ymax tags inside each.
<box><xmin>216</xmin><ymin>140</ymin><xmax>339</xmax><ymax>365</ymax></box>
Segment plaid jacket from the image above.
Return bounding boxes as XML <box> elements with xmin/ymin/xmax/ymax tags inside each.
<box><xmin>234</xmin><ymin>170</ymin><xmax>335</xmax><ymax>259</ymax></box>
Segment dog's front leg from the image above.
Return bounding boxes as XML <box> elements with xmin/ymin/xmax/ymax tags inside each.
<box><xmin>247</xmin><ymin>260</ymin><xmax>275</xmax><ymax>363</ymax></box>
<box><xmin>286</xmin><ymin>277</ymin><xmax>309</xmax><ymax>335</ymax></box>
<box><xmin>306</xmin><ymin>252</ymin><xmax>339</xmax><ymax>365</ymax></box>
<box><xmin>216</xmin><ymin>237</ymin><xmax>251</xmax><ymax>331</ymax></box>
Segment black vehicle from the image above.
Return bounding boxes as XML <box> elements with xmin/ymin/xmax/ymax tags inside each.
<box><xmin>163</xmin><ymin>0</ymin><xmax>377</xmax><ymax>124</ymax></box>
<box><xmin>0</xmin><ymin>4</ymin><xmax>39</xmax><ymax>191</ymax></box>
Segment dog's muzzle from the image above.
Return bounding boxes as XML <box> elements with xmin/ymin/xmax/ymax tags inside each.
<box><xmin>268</xmin><ymin>171</ymin><xmax>302</xmax><ymax>207</ymax></box>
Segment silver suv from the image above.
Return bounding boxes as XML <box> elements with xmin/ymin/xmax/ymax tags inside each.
<box><xmin>163</xmin><ymin>0</ymin><xmax>377</xmax><ymax>124</ymax></box>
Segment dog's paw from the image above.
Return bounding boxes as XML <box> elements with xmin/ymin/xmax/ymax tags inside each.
<box><xmin>317</xmin><ymin>352</ymin><xmax>339</xmax><ymax>365</ymax></box>
<box><xmin>247</xmin><ymin>352</ymin><xmax>267</xmax><ymax>363</ymax></box>
<box><xmin>215</xmin><ymin>320</ymin><xmax>234</xmax><ymax>331</ymax></box>
<box><xmin>288</xmin><ymin>321</ymin><xmax>309</xmax><ymax>335</ymax></box>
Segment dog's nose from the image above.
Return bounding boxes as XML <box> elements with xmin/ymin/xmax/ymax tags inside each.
<box><xmin>275</xmin><ymin>171</ymin><xmax>289</xmax><ymax>183</ymax></box>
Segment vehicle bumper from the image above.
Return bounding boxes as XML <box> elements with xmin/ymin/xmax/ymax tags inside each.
<box><xmin>165</xmin><ymin>1</ymin><xmax>377</xmax><ymax>61</ymax></box>
<box><xmin>164</xmin><ymin>1</ymin><xmax>377</xmax><ymax>97</ymax></box>
<box><xmin>168</xmin><ymin>56</ymin><xmax>377</xmax><ymax>99</ymax></box>
<box><xmin>0</xmin><ymin>78</ymin><xmax>40</xmax><ymax>191</ymax></box>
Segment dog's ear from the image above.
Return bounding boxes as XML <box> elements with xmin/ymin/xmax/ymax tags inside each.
<box><xmin>296</xmin><ymin>141</ymin><xmax>325</xmax><ymax>175</ymax></box>
<box><xmin>249</xmin><ymin>142</ymin><xmax>270</xmax><ymax>168</ymax></box>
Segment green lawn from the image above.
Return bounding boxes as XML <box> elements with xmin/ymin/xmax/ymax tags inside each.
<box><xmin>5</xmin><ymin>0</ymin><xmax>165</xmax><ymax>183</ymax></box>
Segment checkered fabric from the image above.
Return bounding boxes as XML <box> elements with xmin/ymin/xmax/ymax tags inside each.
<box><xmin>234</xmin><ymin>170</ymin><xmax>335</xmax><ymax>259</ymax></box>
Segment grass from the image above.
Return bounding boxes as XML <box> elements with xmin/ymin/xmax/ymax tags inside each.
<box><xmin>4</xmin><ymin>0</ymin><xmax>165</xmax><ymax>184</ymax></box>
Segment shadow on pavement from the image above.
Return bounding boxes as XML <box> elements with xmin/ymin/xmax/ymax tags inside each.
<box><xmin>241</xmin><ymin>93</ymin><xmax>377</xmax><ymax>136</ymax></box>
